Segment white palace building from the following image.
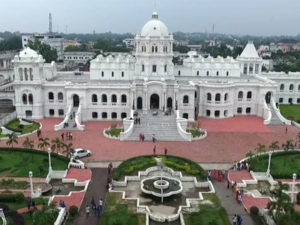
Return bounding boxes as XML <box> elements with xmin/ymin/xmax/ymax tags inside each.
<box><xmin>10</xmin><ymin>12</ymin><xmax>299</xmax><ymax>141</ymax></box>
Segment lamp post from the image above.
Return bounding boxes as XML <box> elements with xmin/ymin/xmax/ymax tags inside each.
<box><xmin>48</xmin><ymin>148</ymin><xmax>52</xmax><ymax>172</ymax></box>
<box><xmin>29</xmin><ymin>171</ymin><xmax>34</xmax><ymax>198</ymax></box>
<box><xmin>0</xmin><ymin>208</ymin><xmax>7</xmax><ymax>225</ymax></box>
<box><xmin>291</xmin><ymin>173</ymin><xmax>297</xmax><ymax>203</ymax></box>
<box><xmin>266</xmin><ymin>151</ymin><xmax>272</xmax><ymax>177</ymax></box>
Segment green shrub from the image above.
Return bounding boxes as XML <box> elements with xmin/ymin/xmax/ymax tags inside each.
<box><xmin>297</xmin><ymin>192</ymin><xmax>300</xmax><ymax>204</ymax></box>
<box><xmin>69</xmin><ymin>205</ymin><xmax>78</xmax><ymax>217</ymax></box>
<box><xmin>0</xmin><ymin>192</ymin><xmax>25</xmax><ymax>202</ymax></box>
<box><xmin>0</xmin><ymin>179</ymin><xmax>28</xmax><ymax>189</ymax></box>
<box><xmin>250</xmin><ymin>206</ymin><xmax>259</xmax><ymax>216</ymax></box>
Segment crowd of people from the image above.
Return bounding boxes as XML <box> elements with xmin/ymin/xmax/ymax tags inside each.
<box><xmin>232</xmin><ymin>214</ymin><xmax>243</xmax><ymax>225</ymax></box>
<box><xmin>207</xmin><ymin>169</ymin><xmax>225</xmax><ymax>182</ymax></box>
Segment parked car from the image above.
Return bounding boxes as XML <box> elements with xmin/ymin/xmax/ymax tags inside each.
<box><xmin>72</xmin><ymin>148</ymin><xmax>92</xmax><ymax>159</ymax></box>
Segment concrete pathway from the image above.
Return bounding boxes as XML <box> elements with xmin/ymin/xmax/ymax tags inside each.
<box><xmin>73</xmin><ymin>168</ymin><xmax>108</xmax><ymax>225</ymax></box>
<box><xmin>213</xmin><ymin>180</ymin><xmax>254</xmax><ymax>225</ymax></box>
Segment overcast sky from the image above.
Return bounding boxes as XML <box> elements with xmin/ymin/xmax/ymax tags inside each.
<box><xmin>0</xmin><ymin>0</ymin><xmax>299</xmax><ymax>36</ymax></box>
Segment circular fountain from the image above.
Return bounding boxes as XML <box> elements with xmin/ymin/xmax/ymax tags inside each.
<box><xmin>141</xmin><ymin>176</ymin><xmax>183</xmax><ymax>202</ymax></box>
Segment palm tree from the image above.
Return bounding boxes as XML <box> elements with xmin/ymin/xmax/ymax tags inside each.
<box><xmin>63</xmin><ymin>142</ymin><xmax>73</xmax><ymax>158</ymax></box>
<box><xmin>6</xmin><ymin>132</ymin><xmax>18</xmax><ymax>148</ymax></box>
<box><xmin>38</xmin><ymin>137</ymin><xmax>50</xmax><ymax>151</ymax></box>
<box><xmin>269</xmin><ymin>141</ymin><xmax>279</xmax><ymax>152</ymax></box>
<box><xmin>268</xmin><ymin>182</ymin><xmax>294</xmax><ymax>222</ymax></box>
<box><xmin>283</xmin><ymin>139</ymin><xmax>294</xmax><ymax>151</ymax></box>
<box><xmin>23</xmin><ymin>137</ymin><xmax>34</xmax><ymax>149</ymax></box>
<box><xmin>255</xmin><ymin>143</ymin><xmax>266</xmax><ymax>154</ymax></box>
<box><xmin>51</xmin><ymin>137</ymin><xmax>63</xmax><ymax>153</ymax></box>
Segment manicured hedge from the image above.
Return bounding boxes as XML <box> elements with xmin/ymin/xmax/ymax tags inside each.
<box><xmin>4</xmin><ymin>118</ymin><xmax>40</xmax><ymax>134</ymax></box>
<box><xmin>162</xmin><ymin>155</ymin><xmax>206</xmax><ymax>181</ymax></box>
<box><xmin>0</xmin><ymin>192</ymin><xmax>25</xmax><ymax>203</ymax></box>
<box><xmin>113</xmin><ymin>156</ymin><xmax>156</xmax><ymax>181</ymax></box>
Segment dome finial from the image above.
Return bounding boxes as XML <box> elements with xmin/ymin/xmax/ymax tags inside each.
<box><xmin>152</xmin><ymin>12</ymin><xmax>158</xmax><ymax>19</ymax></box>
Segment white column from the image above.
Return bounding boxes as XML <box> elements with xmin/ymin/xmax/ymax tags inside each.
<box><xmin>0</xmin><ymin>208</ymin><xmax>7</xmax><ymax>225</ymax></box>
<box><xmin>291</xmin><ymin>173</ymin><xmax>297</xmax><ymax>203</ymax></box>
<box><xmin>48</xmin><ymin>148</ymin><xmax>52</xmax><ymax>172</ymax></box>
<box><xmin>29</xmin><ymin>171</ymin><xmax>34</xmax><ymax>198</ymax></box>
<box><xmin>266</xmin><ymin>151</ymin><xmax>272</xmax><ymax>177</ymax></box>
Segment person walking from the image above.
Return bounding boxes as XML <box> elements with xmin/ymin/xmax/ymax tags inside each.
<box><xmin>153</xmin><ymin>145</ymin><xmax>156</xmax><ymax>155</ymax></box>
<box><xmin>237</xmin><ymin>215</ymin><xmax>243</xmax><ymax>225</ymax></box>
<box><xmin>152</xmin><ymin>134</ymin><xmax>156</xmax><ymax>143</ymax></box>
<box><xmin>85</xmin><ymin>205</ymin><xmax>90</xmax><ymax>218</ymax></box>
<box><xmin>61</xmin><ymin>132</ymin><xmax>64</xmax><ymax>141</ymax></box>
<box><xmin>91</xmin><ymin>197</ymin><xmax>96</xmax><ymax>214</ymax></box>
<box><xmin>164</xmin><ymin>148</ymin><xmax>168</xmax><ymax>155</ymax></box>
<box><xmin>99</xmin><ymin>198</ymin><xmax>103</xmax><ymax>211</ymax></box>
<box><xmin>232</xmin><ymin>214</ymin><xmax>237</xmax><ymax>225</ymax></box>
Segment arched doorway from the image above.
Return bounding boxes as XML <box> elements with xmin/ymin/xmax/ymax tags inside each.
<box><xmin>150</xmin><ymin>94</ymin><xmax>160</xmax><ymax>109</ymax></box>
<box><xmin>167</xmin><ymin>97</ymin><xmax>172</xmax><ymax>109</ymax></box>
<box><xmin>73</xmin><ymin>94</ymin><xmax>80</xmax><ymax>107</ymax></box>
<box><xmin>265</xmin><ymin>92</ymin><xmax>272</xmax><ymax>104</ymax></box>
<box><xmin>137</xmin><ymin>97</ymin><xmax>143</xmax><ymax>110</ymax></box>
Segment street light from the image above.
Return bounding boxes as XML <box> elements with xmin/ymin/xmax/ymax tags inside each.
<box><xmin>48</xmin><ymin>148</ymin><xmax>52</xmax><ymax>172</ymax></box>
<box><xmin>291</xmin><ymin>173</ymin><xmax>297</xmax><ymax>203</ymax></box>
<box><xmin>29</xmin><ymin>171</ymin><xmax>34</xmax><ymax>198</ymax></box>
<box><xmin>266</xmin><ymin>151</ymin><xmax>272</xmax><ymax>177</ymax></box>
<box><xmin>0</xmin><ymin>208</ymin><xmax>7</xmax><ymax>225</ymax></box>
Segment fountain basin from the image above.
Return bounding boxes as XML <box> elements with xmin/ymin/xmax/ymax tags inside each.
<box><xmin>141</xmin><ymin>176</ymin><xmax>183</xmax><ymax>198</ymax></box>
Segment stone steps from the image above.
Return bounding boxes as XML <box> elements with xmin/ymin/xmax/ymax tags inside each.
<box><xmin>269</xmin><ymin>104</ymin><xmax>284</xmax><ymax>125</ymax></box>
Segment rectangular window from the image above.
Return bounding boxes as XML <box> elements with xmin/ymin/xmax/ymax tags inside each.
<box><xmin>142</xmin><ymin>65</ymin><xmax>145</xmax><ymax>72</ymax></box>
<box><xmin>152</xmin><ymin>65</ymin><xmax>157</xmax><ymax>73</ymax></box>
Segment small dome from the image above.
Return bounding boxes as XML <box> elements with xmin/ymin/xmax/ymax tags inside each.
<box><xmin>141</xmin><ymin>12</ymin><xmax>169</xmax><ymax>37</ymax></box>
<box><xmin>240</xmin><ymin>41</ymin><xmax>259</xmax><ymax>58</ymax></box>
<box><xmin>19</xmin><ymin>47</ymin><xmax>39</xmax><ymax>58</ymax></box>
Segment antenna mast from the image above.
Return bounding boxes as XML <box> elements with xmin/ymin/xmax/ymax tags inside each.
<box><xmin>49</xmin><ymin>13</ymin><xmax>53</xmax><ymax>34</ymax></box>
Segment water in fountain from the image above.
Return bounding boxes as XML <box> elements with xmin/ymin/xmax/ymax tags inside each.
<box><xmin>42</xmin><ymin>179</ymin><xmax>84</xmax><ymax>196</ymax></box>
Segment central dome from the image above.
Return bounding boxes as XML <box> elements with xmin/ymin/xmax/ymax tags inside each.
<box><xmin>141</xmin><ymin>12</ymin><xmax>169</xmax><ymax>37</ymax></box>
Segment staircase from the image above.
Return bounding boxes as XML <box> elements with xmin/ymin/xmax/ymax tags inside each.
<box><xmin>268</xmin><ymin>104</ymin><xmax>284</xmax><ymax>125</ymax></box>
<box><xmin>125</xmin><ymin>110</ymin><xmax>185</xmax><ymax>141</ymax></box>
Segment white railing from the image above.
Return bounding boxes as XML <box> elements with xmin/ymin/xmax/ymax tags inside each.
<box><xmin>54</xmin><ymin>105</ymin><xmax>72</xmax><ymax>131</ymax></box>
<box><xmin>120</xmin><ymin>109</ymin><xmax>134</xmax><ymax>141</ymax></box>
<box><xmin>270</xmin><ymin>99</ymin><xmax>291</xmax><ymax>125</ymax></box>
<box><xmin>54</xmin><ymin>207</ymin><xmax>67</xmax><ymax>225</ymax></box>
<box><xmin>75</xmin><ymin>104</ymin><xmax>85</xmax><ymax>130</ymax></box>
<box><xmin>68</xmin><ymin>158</ymin><xmax>85</xmax><ymax>169</ymax></box>
<box><xmin>175</xmin><ymin>110</ymin><xmax>192</xmax><ymax>141</ymax></box>
<box><xmin>263</xmin><ymin>100</ymin><xmax>271</xmax><ymax>125</ymax></box>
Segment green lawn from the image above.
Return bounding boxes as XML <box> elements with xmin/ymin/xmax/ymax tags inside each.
<box><xmin>100</xmin><ymin>192</ymin><xmax>145</xmax><ymax>225</ymax></box>
<box><xmin>4</xmin><ymin>118</ymin><xmax>40</xmax><ymax>134</ymax></box>
<box><xmin>0</xmin><ymin>148</ymin><xmax>69</xmax><ymax>177</ymax></box>
<box><xmin>184</xmin><ymin>194</ymin><xmax>231</xmax><ymax>225</ymax></box>
<box><xmin>279</xmin><ymin>104</ymin><xmax>300</xmax><ymax>122</ymax></box>
<box><xmin>6</xmin><ymin>197</ymin><xmax>48</xmax><ymax>211</ymax></box>
<box><xmin>250</xmin><ymin>151</ymin><xmax>300</xmax><ymax>178</ymax></box>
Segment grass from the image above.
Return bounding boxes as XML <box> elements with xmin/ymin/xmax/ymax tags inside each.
<box><xmin>4</xmin><ymin>118</ymin><xmax>40</xmax><ymax>134</ymax></box>
<box><xmin>0</xmin><ymin>179</ymin><xmax>28</xmax><ymax>189</ymax></box>
<box><xmin>100</xmin><ymin>192</ymin><xmax>145</xmax><ymax>225</ymax></box>
<box><xmin>0</xmin><ymin>148</ymin><xmax>69</xmax><ymax>177</ymax></box>
<box><xmin>162</xmin><ymin>155</ymin><xmax>206</xmax><ymax>181</ymax></box>
<box><xmin>250</xmin><ymin>151</ymin><xmax>300</xmax><ymax>178</ymax></box>
<box><xmin>186</xmin><ymin>128</ymin><xmax>205</xmax><ymax>138</ymax></box>
<box><xmin>105</xmin><ymin>124</ymin><xmax>124</xmax><ymax>137</ymax></box>
<box><xmin>113</xmin><ymin>155</ymin><xmax>157</xmax><ymax>181</ymax></box>
<box><xmin>184</xmin><ymin>194</ymin><xmax>231</xmax><ymax>225</ymax></box>
<box><xmin>279</xmin><ymin>104</ymin><xmax>300</xmax><ymax>122</ymax></box>
<box><xmin>6</xmin><ymin>197</ymin><xmax>48</xmax><ymax>211</ymax></box>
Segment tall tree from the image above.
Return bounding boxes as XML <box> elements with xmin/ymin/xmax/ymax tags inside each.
<box><xmin>51</xmin><ymin>137</ymin><xmax>62</xmax><ymax>153</ymax></box>
<box><xmin>6</xmin><ymin>132</ymin><xmax>18</xmax><ymax>148</ymax></box>
<box><xmin>23</xmin><ymin>137</ymin><xmax>34</xmax><ymax>149</ymax></box>
<box><xmin>269</xmin><ymin>141</ymin><xmax>279</xmax><ymax>151</ymax></box>
<box><xmin>28</xmin><ymin>39</ymin><xmax>57</xmax><ymax>63</ymax></box>
<box><xmin>38</xmin><ymin>137</ymin><xmax>50</xmax><ymax>151</ymax></box>
<box><xmin>63</xmin><ymin>142</ymin><xmax>73</xmax><ymax>158</ymax></box>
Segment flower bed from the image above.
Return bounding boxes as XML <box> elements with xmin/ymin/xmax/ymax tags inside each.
<box><xmin>105</xmin><ymin>124</ymin><xmax>124</xmax><ymax>138</ymax></box>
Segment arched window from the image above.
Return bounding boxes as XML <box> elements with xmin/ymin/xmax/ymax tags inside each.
<box><xmin>92</xmin><ymin>112</ymin><xmax>98</xmax><ymax>119</ymax></box>
<box><xmin>178</xmin><ymin>70</ymin><xmax>181</xmax><ymax>76</ymax></box>
<box><xmin>226</xmin><ymin>71</ymin><xmax>229</xmax><ymax>76</ymax></box>
<box><xmin>247</xmin><ymin>91</ymin><xmax>252</xmax><ymax>99</ymax></box>
<box><xmin>22</xmin><ymin>94</ymin><xmax>27</xmax><ymax>104</ymax></box>
<box><xmin>280</xmin><ymin>84</ymin><xmax>285</xmax><ymax>91</ymax></box>
<box><xmin>121</xmin><ymin>71</ymin><xmax>124</xmax><ymax>77</ymax></box>
<box><xmin>111</xmin><ymin>71</ymin><xmax>114</xmax><ymax>77</ymax></box>
<box><xmin>164</xmin><ymin>65</ymin><xmax>167</xmax><ymax>73</ymax></box>
<box><xmin>206</xmin><ymin>71</ymin><xmax>209</xmax><ymax>76</ymax></box>
<box><xmin>92</xmin><ymin>94</ymin><xmax>98</xmax><ymax>103</ymax></box>
<box><xmin>215</xmin><ymin>93</ymin><xmax>221</xmax><ymax>102</ymax></box>
<box><xmin>224</xmin><ymin>93</ymin><xmax>228</xmax><ymax>102</ymax></box>
<box><xmin>183</xmin><ymin>95</ymin><xmax>189</xmax><ymax>104</ymax></box>
<box><xmin>29</xmin><ymin>68</ymin><xmax>33</xmax><ymax>80</ymax></box>
<box><xmin>207</xmin><ymin>93</ymin><xmax>212</xmax><ymax>101</ymax></box>
<box><xmin>216</xmin><ymin>71</ymin><xmax>219</xmax><ymax>76</ymax></box>
<box><xmin>121</xmin><ymin>112</ymin><xmax>127</xmax><ymax>119</ymax></box>
<box><xmin>289</xmin><ymin>84</ymin><xmax>294</xmax><ymax>91</ymax></box>
<box><xmin>111</xmin><ymin>94</ymin><xmax>117</xmax><ymax>103</ymax></box>
<box><xmin>142</xmin><ymin>64</ymin><xmax>145</xmax><ymax>72</ymax></box>
<box><xmin>298</xmin><ymin>85</ymin><xmax>300</xmax><ymax>91</ymax></box>
<box><xmin>101</xmin><ymin>94</ymin><xmax>107</xmax><ymax>103</ymax></box>
<box><xmin>19</xmin><ymin>68</ymin><xmax>23</xmax><ymax>81</ymax></box>
<box><xmin>197</xmin><ymin>71</ymin><xmax>199</xmax><ymax>76</ymax></box>
<box><xmin>152</xmin><ymin>46</ymin><xmax>155</xmax><ymax>52</ymax></box>
<box><xmin>155</xmin><ymin>46</ymin><xmax>158</xmax><ymax>52</ymax></box>
<box><xmin>28</xmin><ymin>94</ymin><xmax>33</xmax><ymax>104</ymax></box>
<box><xmin>24</xmin><ymin>68</ymin><xmax>28</xmax><ymax>81</ymax></box>
<box><xmin>111</xmin><ymin>112</ymin><xmax>117</xmax><ymax>119</ymax></box>
<box><xmin>238</xmin><ymin>91</ymin><xmax>243</xmax><ymax>99</ymax></box>
<box><xmin>48</xmin><ymin>92</ymin><xmax>54</xmax><ymax>101</ymax></box>
<box><xmin>58</xmin><ymin>92</ymin><xmax>63</xmax><ymax>101</ymax></box>
<box><xmin>102</xmin><ymin>112</ymin><xmax>107</xmax><ymax>119</ymax></box>
<box><xmin>121</xmin><ymin>94</ymin><xmax>127</xmax><ymax>103</ymax></box>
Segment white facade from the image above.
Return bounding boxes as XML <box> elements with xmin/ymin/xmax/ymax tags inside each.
<box><xmin>13</xmin><ymin>12</ymin><xmax>298</xmax><ymax>123</ymax></box>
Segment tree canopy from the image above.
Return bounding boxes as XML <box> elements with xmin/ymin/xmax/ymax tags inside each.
<box><xmin>28</xmin><ymin>39</ymin><xmax>57</xmax><ymax>63</ymax></box>
<box><xmin>0</xmin><ymin>35</ymin><xmax>22</xmax><ymax>51</ymax></box>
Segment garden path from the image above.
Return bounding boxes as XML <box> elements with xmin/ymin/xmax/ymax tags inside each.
<box><xmin>213</xmin><ymin>180</ymin><xmax>254</xmax><ymax>225</ymax></box>
<box><xmin>73</xmin><ymin>168</ymin><xmax>108</xmax><ymax>225</ymax></box>
<box><xmin>16</xmin><ymin>204</ymin><xmax>43</xmax><ymax>213</ymax></box>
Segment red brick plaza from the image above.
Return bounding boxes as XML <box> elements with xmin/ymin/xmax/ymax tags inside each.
<box><xmin>0</xmin><ymin>116</ymin><xmax>298</xmax><ymax>163</ymax></box>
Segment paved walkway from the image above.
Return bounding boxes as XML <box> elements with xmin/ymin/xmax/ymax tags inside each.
<box><xmin>73</xmin><ymin>168</ymin><xmax>108</xmax><ymax>225</ymax></box>
<box><xmin>16</xmin><ymin>204</ymin><xmax>43</xmax><ymax>213</ymax></box>
<box><xmin>213</xmin><ymin>180</ymin><xmax>254</xmax><ymax>225</ymax></box>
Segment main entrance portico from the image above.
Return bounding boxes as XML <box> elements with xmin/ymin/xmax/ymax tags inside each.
<box><xmin>150</xmin><ymin>94</ymin><xmax>159</xmax><ymax>109</ymax></box>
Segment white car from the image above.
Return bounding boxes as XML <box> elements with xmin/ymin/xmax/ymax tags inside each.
<box><xmin>72</xmin><ymin>148</ymin><xmax>92</xmax><ymax>159</ymax></box>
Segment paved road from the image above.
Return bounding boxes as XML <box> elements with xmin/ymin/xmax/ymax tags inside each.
<box><xmin>74</xmin><ymin>168</ymin><xmax>108</xmax><ymax>225</ymax></box>
<box><xmin>213</xmin><ymin>180</ymin><xmax>254</xmax><ymax>225</ymax></box>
